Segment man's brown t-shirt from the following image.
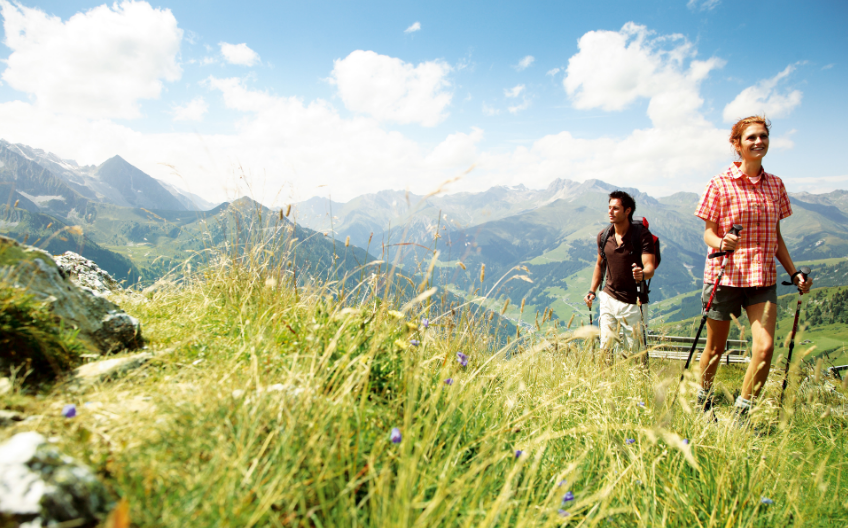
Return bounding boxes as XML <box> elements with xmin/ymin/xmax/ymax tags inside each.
<box><xmin>597</xmin><ymin>225</ymin><xmax>655</xmax><ymax>305</ymax></box>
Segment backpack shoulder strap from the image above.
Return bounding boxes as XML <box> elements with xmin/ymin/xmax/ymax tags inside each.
<box><xmin>599</xmin><ymin>225</ymin><xmax>614</xmax><ymax>263</ymax></box>
<box><xmin>598</xmin><ymin>225</ymin><xmax>614</xmax><ymax>286</ymax></box>
<box><xmin>630</xmin><ymin>222</ymin><xmax>644</xmax><ymax>262</ymax></box>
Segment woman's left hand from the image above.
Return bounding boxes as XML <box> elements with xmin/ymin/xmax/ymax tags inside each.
<box><xmin>794</xmin><ymin>273</ymin><xmax>812</xmax><ymax>294</ymax></box>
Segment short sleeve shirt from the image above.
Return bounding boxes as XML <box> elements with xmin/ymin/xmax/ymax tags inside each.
<box><xmin>694</xmin><ymin>163</ymin><xmax>792</xmax><ymax>288</ymax></box>
<box><xmin>597</xmin><ymin>225</ymin><xmax>655</xmax><ymax>305</ymax></box>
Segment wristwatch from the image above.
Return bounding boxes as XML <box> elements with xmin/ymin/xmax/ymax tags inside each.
<box><xmin>587</xmin><ymin>290</ymin><xmax>596</xmax><ymax>298</ymax></box>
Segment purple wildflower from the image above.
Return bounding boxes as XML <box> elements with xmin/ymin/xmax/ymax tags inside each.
<box><xmin>562</xmin><ymin>491</ymin><xmax>574</xmax><ymax>503</ymax></box>
<box><xmin>456</xmin><ymin>352</ymin><xmax>468</xmax><ymax>367</ymax></box>
<box><xmin>421</xmin><ymin>318</ymin><xmax>429</xmax><ymax>329</ymax></box>
<box><xmin>62</xmin><ymin>404</ymin><xmax>76</xmax><ymax>418</ymax></box>
<box><xmin>760</xmin><ymin>497</ymin><xmax>774</xmax><ymax>505</ymax></box>
<box><xmin>390</xmin><ymin>427</ymin><xmax>402</xmax><ymax>444</ymax></box>
<box><xmin>515</xmin><ymin>450</ymin><xmax>523</xmax><ymax>458</ymax></box>
<box><xmin>410</xmin><ymin>339</ymin><xmax>420</xmax><ymax>347</ymax></box>
<box><xmin>682</xmin><ymin>438</ymin><xmax>690</xmax><ymax>445</ymax></box>
<box><xmin>638</xmin><ymin>401</ymin><xmax>645</xmax><ymax>407</ymax></box>
<box><xmin>558</xmin><ymin>479</ymin><xmax>567</xmax><ymax>487</ymax></box>
<box><xmin>558</xmin><ymin>509</ymin><xmax>570</xmax><ymax>517</ymax></box>
<box><xmin>625</xmin><ymin>438</ymin><xmax>636</xmax><ymax>444</ymax></box>
<box><xmin>444</xmin><ymin>378</ymin><xmax>454</xmax><ymax>386</ymax></box>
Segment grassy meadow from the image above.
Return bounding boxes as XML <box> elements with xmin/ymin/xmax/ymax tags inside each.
<box><xmin>2</xmin><ymin>240</ymin><xmax>848</xmax><ymax>527</ymax></box>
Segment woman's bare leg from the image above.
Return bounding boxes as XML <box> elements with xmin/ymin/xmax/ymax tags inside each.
<box><xmin>741</xmin><ymin>301</ymin><xmax>777</xmax><ymax>400</ymax></box>
<box><xmin>700</xmin><ymin>318</ymin><xmax>731</xmax><ymax>390</ymax></box>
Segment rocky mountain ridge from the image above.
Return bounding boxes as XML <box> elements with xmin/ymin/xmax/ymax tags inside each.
<box><xmin>0</xmin><ymin>140</ymin><xmax>216</xmax><ymax>214</ymax></box>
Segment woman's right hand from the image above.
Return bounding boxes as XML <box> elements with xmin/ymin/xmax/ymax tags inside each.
<box><xmin>721</xmin><ymin>232</ymin><xmax>739</xmax><ymax>252</ymax></box>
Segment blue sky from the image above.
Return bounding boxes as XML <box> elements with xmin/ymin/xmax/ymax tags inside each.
<box><xmin>1</xmin><ymin>0</ymin><xmax>846</xmax><ymax>204</ymax></box>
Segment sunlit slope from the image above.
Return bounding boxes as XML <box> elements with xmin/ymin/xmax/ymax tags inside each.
<box><xmin>0</xmin><ymin>207</ymin><xmax>141</xmax><ymax>282</ymax></box>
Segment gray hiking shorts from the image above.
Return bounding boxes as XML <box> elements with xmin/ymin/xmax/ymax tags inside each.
<box><xmin>701</xmin><ymin>283</ymin><xmax>777</xmax><ymax>321</ymax></box>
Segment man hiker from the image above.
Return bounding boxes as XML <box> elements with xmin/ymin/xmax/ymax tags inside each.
<box><xmin>584</xmin><ymin>191</ymin><xmax>656</xmax><ymax>351</ymax></box>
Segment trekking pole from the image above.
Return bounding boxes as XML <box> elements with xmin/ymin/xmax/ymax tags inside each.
<box><xmin>638</xmin><ymin>289</ymin><xmax>649</xmax><ymax>368</ymax></box>
<box><xmin>670</xmin><ymin>224</ymin><xmax>743</xmax><ymax>407</ymax></box>
<box><xmin>778</xmin><ymin>266</ymin><xmax>811</xmax><ymax>411</ymax></box>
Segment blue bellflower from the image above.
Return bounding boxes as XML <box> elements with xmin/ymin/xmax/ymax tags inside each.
<box><xmin>390</xmin><ymin>428</ymin><xmax>402</xmax><ymax>444</ymax></box>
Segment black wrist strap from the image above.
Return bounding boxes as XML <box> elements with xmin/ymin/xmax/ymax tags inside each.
<box><xmin>587</xmin><ymin>290</ymin><xmax>596</xmax><ymax>297</ymax></box>
<box><xmin>781</xmin><ymin>270</ymin><xmax>803</xmax><ymax>286</ymax></box>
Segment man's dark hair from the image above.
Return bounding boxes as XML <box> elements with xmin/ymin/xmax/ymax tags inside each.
<box><xmin>609</xmin><ymin>191</ymin><xmax>636</xmax><ymax>222</ymax></box>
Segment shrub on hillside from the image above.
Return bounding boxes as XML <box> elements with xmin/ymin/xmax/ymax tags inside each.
<box><xmin>0</xmin><ymin>283</ymin><xmax>85</xmax><ymax>383</ymax></box>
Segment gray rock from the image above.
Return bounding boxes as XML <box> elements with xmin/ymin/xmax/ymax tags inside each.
<box><xmin>0</xmin><ymin>236</ymin><xmax>143</xmax><ymax>356</ymax></box>
<box><xmin>72</xmin><ymin>352</ymin><xmax>153</xmax><ymax>386</ymax></box>
<box><xmin>53</xmin><ymin>251</ymin><xmax>120</xmax><ymax>295</ymax></box>
<box><xmin>0</xmin><ymin>410</ymin><xmax>24</xmax><ymax>427</ymax></box>
<box><xmin>0</xmin><ymin>432</ymin><xmax>114</xmax><ymax>527</ymax></box>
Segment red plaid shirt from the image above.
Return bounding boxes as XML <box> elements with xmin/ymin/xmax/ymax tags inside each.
<box><xmin>695</xmin><ymin>163</ymin><xmax>792</xmax><ymax>288</ymax></box>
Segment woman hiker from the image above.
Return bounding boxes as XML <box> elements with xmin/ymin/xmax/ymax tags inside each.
<box><xmin>694</xmin><ymin>115</ymin><xmax>811</xmax><ymax>424</ymax></box>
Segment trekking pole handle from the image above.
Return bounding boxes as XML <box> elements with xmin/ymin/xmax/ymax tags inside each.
<box><xmin>781</xmin><ymin>266</ymin><xmax>811</xmax><ymax>288</ymax></box>
<box><xmin>708</xmin><ymin>224</ymin><xmax>744</xmax><ymax>259</ymax></box>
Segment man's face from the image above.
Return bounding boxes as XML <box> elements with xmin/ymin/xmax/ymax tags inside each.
<box><xmin>608</xmin><ymin>199</ymin><xmax>631</xmax><ymax>224</ymax></box>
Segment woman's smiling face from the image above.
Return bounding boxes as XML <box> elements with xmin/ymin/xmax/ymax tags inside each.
<box><xmin>735</xmin><ymin>123</ymin><xmax>769</xmax><ymax>162</ymax></box>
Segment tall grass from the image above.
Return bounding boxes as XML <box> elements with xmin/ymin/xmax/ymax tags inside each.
<box><xmin>2</xmin><ymin>222</ymin><xmax>847</xmax><ymax>527</ymax></box>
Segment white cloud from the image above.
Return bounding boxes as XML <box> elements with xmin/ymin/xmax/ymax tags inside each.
<box><xmin>546</xmin><ymin>67</ymin><xmax>561</xmax><ymax>76</ymax></box>
<box><xmin>722</xmin><ymin>65</ymin><xmax>803</xmax><ymax>122</ymax></box>
<box><xmin>0</xmin><ymin>76</ymin><xmax>486</xmax><ymax>203</ymax></box>
<box><xmin>172</xmin><ymin>97</ymin><xmax>208</xmax><ymax>121</ymax></box>
<box><xmin>219</xmin><ymin>42</ymin><xmax>260</xmax><ymax>66</ymax></box>
<box><xmin>425</xmin><ymin>127</ymin><xmax>483</xmax><ymax>168</ymax></box>
<box><xmin>781</xmin><ymin>174</ymin><xmax>848</xmax><ymax>194</ymax></box>
<box><xmin>515</xmin><ymin>55</ymin><xmax>535</xmax><ymax>71</ymax></box>
<box><xmin>463</xmin><ymin>22</ymin><xmax>733</xmax><ymax>196</ymax></box>
<box><xmin>507</xmin><ymin>98</ymin><xmax>531</xmax><ymax>114</ymax></box>
<box><xmin>200</xmin><ymin>56</ymin><xmax>217</xmax><ymax>66</ymax></box>
<box><xmin>330</xmin><ymin>50</ymin><xmax>453</xmax><ymax>127</ymax></box>
<box><xmin>404</xmin><ymin>21</ymin><xmax>420</xmax><ymax>33</ymax></box>
<box><xmin>504</xmin><ymin>84</ymin><xmax>525</xmax><ymax>98</ymax></box>
<box><xmin>0</xmin><ymin>0</ymin><xmax>182</xmax><ymax>119</ymax></box>
<box><xmin>770</xmin><ymin>129</ymin><xmax>796</xmax><ymax>150</ymax></box>
<box><xmin>564</xmin><ymin>22</ymin><xmax>725</xmax><ymax>128</ymax></box>
<box><xmin>821</xmin><ymin>63</ymin><xmax>834</xmax><ymax>70</ymax></box>
<box><xmin>687</xmin><ymin>0</ymin><xmax>721</xmax><ymax>11</ymax></box>
<box><xmin>482</xmin><ymin>103</ymin><xmax>500</xmax><ymax>116</ymax></box>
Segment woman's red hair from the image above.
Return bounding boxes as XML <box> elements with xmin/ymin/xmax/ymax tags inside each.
<box><xmin>729</xmin><ymin>115</ymin><xmax>771</xmax><ymax>152</ymax></box>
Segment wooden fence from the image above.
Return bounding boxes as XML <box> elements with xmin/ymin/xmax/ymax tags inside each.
<box><xmin>646</xmin><ymin>334</ymin><xmax>749</xmax><ymax>364</ymax></box>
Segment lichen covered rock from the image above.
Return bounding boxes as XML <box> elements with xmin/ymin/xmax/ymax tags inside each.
<box><xmin>54</xmin><ymin>252</ymin><xmax>120</xmax><ymax>295</ymax></box>
<box><xmin>0</xmin><ymin>432</ymin><xmax>114</xmax><ymax>527</ymax></box>
<box><xmin>0</xmin><ymin>236</ymin><xmax>143</xmax><ymax>360</ymax></box>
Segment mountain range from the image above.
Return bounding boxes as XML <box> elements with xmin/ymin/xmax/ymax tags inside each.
<box><xmin>0</xmin><ymin>140</ymin><xmax>215</xmax><ymax>214</ymax></box>
<box><xmin>0</xmin><ymin>140</ymin><xmax>366</xmax><ymax>286</ymax></box>
<box><xmin>293</xmin><ymin>179</ymin><xmax>848</xmax><ymax>326</ymax></box>
<box><xmin>2</xmin><ymin>138</ymin><xmax>846</xmax><ymax>330</ymax></box>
